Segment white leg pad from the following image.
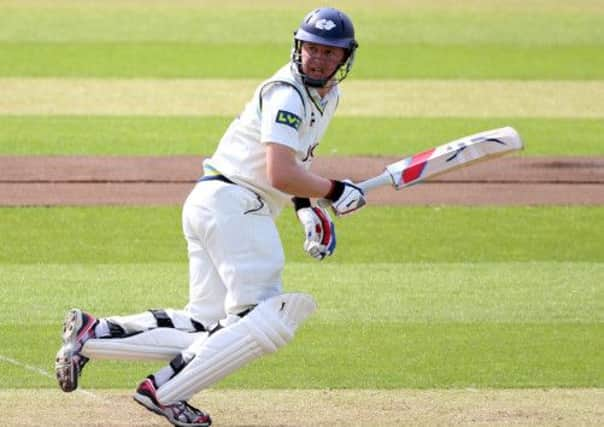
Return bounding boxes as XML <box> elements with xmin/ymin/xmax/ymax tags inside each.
<box><xmin>81</xmin><ymin>329</ymin><xmax>205</xmax><ymax>361</ymax></box>
<box><xmin>156</xmin><ymin>293</ymin><xmax>316</xmax><ymax>404</ymax></box>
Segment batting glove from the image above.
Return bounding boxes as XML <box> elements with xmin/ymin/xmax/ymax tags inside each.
<box><xmin>293</xmin><ymin>198</ymin><xmax>336</xmax><ymax>260</ymax></box>
<box><xmin>325</xmin><ymin>179</ymin><xmax>367</xmax><ymax>216</ymax></box>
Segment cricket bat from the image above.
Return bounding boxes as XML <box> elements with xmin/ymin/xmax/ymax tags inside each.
<box><xmin>357</xmin><ymin>126</ymin><xmax>524</xmax><ymax>193</ymax></box>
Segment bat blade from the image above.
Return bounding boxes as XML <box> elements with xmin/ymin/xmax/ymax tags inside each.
<box><xmin>359</xmin><ymin>126</ymin><xmax>523</xmax><ymax>192</ymax></box>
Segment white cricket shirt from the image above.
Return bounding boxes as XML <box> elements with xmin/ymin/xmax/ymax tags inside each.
<box><xmin>206</xmin><ymin>63</ymin><xmax>340</xmax><ymax>217</ymax></box>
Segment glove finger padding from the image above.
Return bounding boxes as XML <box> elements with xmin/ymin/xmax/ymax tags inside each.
<box><xmin>312</xmin><ymin>207</ymin><xmax>336</xmax><ymax>256</ymax></box>
<box><xmin>296</xmin><ymin>206</ymin><xmax>336</xmax><ymax>260</ymax></box>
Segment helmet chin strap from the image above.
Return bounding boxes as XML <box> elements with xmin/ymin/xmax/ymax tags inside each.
<box><xmin>301</xmin><ymin>70</ymin><xmax>338</xmax><ymax>88</ymax></box>
<box><xmin>302</xmin><ymin>76</ymin><xmax>327</xmax><ymax>88</ymax></box>
<box><xmin>296</xmin><ymin>58</ymin><xmax>344</xmax><ymax>89</ymax></box>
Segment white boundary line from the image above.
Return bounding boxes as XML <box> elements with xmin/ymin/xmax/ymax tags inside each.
<box><xmin>0</xmin><ymin>354</ymin><xmax>101</xmax><ymax>400</ymax></box>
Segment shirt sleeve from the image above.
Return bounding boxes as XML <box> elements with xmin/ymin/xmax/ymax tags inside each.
<box><xmin>260</xmin><ymin>83</ymin><xmax>305</xmax><ymax>152</ymax></box>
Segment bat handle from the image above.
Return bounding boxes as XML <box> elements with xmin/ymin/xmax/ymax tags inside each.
<box><xmin>357</xmin><ymin>171</ymin><xmax>394</xmax><ymax>193</ymax></box>
<box><xmin>316</xmin><ymin>171</ymin><xmax>393</xmax><ymax>208</ymax></box>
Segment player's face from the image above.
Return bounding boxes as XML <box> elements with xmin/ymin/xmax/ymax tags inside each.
<box><xmin>300</xmin><ymin>42</ymin><xmax>346</xmax><ymax>83</ymax></box>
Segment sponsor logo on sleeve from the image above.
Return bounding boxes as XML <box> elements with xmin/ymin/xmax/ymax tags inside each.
<box><xmin>276</xmin><ymin>110</ymin><xmax>302</xmax><ymax>130</ymax></box>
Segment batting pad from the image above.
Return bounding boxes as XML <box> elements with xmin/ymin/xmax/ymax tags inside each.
<box><xmin>156</xmin><ymin>293</ymin><xmax>316</xmax><ymax>404</ymax></box>
<box><xmin>81</xmin><ymin>329</ymin><xmax>205</xmax><ymax>361</ymax></box>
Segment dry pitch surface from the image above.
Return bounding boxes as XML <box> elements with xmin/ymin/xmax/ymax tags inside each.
<box><xmin>1</xmin><ymin>389</ymin><xmax>603</xmax><ymax>426</ymax></box>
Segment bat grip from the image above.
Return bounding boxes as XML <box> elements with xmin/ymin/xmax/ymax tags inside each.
<box><xmin>316</xmin><ymin>171</ymin><xmax>393</xmax><ymax>208</ymax></box>
<box><xmin>357</xmin><ymin>171</ymin><xmax>394</xmax><ymax>193</ymax></box>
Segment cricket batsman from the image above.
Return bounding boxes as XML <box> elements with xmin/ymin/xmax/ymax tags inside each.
<box><xmin>55</xmin><ymin>7</ymin><xmax>366</xmax><ymax>427</ymax></box>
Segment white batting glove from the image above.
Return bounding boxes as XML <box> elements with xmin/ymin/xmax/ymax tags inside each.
<box><xmin>294</xmin><ymin>199</ymin><xmax>336</xmax><ymax>260</ymax></box>
<box><xmin>326</xmin><ymin>179</ymin><xmax>367</xmax><ymax>216</ymax></box>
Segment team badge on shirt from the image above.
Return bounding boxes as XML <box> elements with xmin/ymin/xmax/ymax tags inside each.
<box><xmin>276</xmin><ymin>110</ymin><xmax>302</xmax><ymax>130</ymax></box>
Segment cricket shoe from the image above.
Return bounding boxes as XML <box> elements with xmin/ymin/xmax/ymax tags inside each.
<box><xmin>134</xmin><ymin>377</ymin><xmax>212</xmax><ymax>427</ymax></box>
<box><xmin>55</xmin><ymin>308</ymin><xmax>97</xmax><ymax>392</ymax></box>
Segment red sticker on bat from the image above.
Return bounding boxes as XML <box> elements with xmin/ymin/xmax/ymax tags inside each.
<box><xmin>402</xmin><ymin>148</ymin><xmax>435</xmax><ymax>183</ymax></box>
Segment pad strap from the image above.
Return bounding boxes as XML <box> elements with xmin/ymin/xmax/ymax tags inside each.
<box><xmin>106</xmin><ymin>320</ymin><xmax>127</xmax><ymax>338</ymax></box>
<box><xmin>170</xmin><ymin>353</ymin><xmax>189</xmax><ymax>376</ymax></box>
<box><xmin>191</xmin><ymin>319</ymin><xmax>206</xmax><ymax>332</ymax></box>
<box><xmin>149</xmin><ymin>309</ymin><xmax>175</xmax><ymax>328</ymax></box>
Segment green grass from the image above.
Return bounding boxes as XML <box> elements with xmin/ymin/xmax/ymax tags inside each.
<box><xmin>2</xmin><ymin>43</ymin><xmax>602</xmax><ymax>80</ymax></box>
<box><xmin>0</xmin><ymin>116</ymin><xmax>229</xmax><ymax>155</ymax></box>
<box><xmin>0</xmin><ymin>0</ymin><xmax>602</xmax><ymax>394</ymax></box>
<box><xmin>326</xmin><ymin>118</ymin><xmax>604</xmax><ymax>156</ymax></box>
<box><xmin>1</xmin><ymin>207</ymin><xmax>601</xmax><ymax>388</ymax></box>
<box><xmin>1</xmin><ymin>206</ymin><xmax>603</xmax><ymax>264</ymax></box>
<box><xmin>3</xmin><ymin>323</ymin><xmax>602</xmax><ymax>389</ymax></box>
<box><xmin>1</xmin><ymin>2</ymin><xmax>602</xmax><ymax>82</ymax></box>
<box><xmin>1</xmin><ymin>260</ymin><xmax>602</xmax><ymax>388</ymax></box>
<box><xmin>4</xmin><ymin>322</ymin><xmax>602</xmax><ymax>389</ymax></box>
<box><xmin>2</xmin><ymin>261</ymin><xmax>601</xmax><ymax>325</ymax></box>
<box><xmin>1</xmin><ymin>4</ymin><xmax>602</xmax><ymax>46</ymax></box>
<box><xmin>1</xmin><ymin>116</ymin><xmax>602</xmax><ymax>156</ymax></box>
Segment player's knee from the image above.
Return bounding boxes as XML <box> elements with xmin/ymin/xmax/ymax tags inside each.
<box><xmin>243</xmin><ymin>293</ymin><xmax>317</xmax><ymax>352</ymax></box>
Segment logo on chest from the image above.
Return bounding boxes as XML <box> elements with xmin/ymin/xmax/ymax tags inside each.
<box><xmin>276</xmin><ymin>110</ymin><xmax>302</xmax><ymax>130</ymax></box>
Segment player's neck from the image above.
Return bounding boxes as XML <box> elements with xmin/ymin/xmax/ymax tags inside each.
<box><xmin>315</xmin><ymin>82</ymin><xmax>336</xmax><ymax>98</ymax></box>
<box><xmin>316</xmin><ymin>87</ymin><xmax>330</xmax><ymax>98</ymax></box>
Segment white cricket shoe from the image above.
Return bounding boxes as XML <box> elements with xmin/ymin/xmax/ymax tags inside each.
<box><xmin>54</xmin><ymin>308</ymin><xmax>97</xmax><ymax>392</ymax></box>
<box><xmin>134</xmin><ymin>377</ymin><xmax>212</xmax><ymax>427</ymax></box>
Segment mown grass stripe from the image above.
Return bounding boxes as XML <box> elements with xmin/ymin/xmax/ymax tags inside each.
<box><xmin>1</xmin><ymin>43</ymin><xmax>602</xmax><ymax>80</ymax></box>
<box><xmin>3</xmin><ymin>0</ymin><xmax>603</xmax><ymax>12</ymax></box>
<box><xmin>1</xmin><ymin>2</ymin><xmax>602</xmax><ymax>46</ymax></box>
<box><xmin>2</xmin><ymin>262</ymin><xmax>601</xmax><ymax>325</ymax></box>
<box><xmin>3</xmin><ymin>0</ymin><xmax>604</xmax><ymax>13</ymax></box>
<box><xmin>2</xmin><ymin>259</ymin><xmax>602</xmax><ymax>388</ymax></box>
<box><xmin>2</xmin><ymin>322</ymin><xmax>601</xmax><ymax>388</ymax></box>
<box><xmin>2</xmin><ymin>79</ymin><xmax>603</xmax><ymax>117</ymax></box>
<box><xmin>1</xmin><ymin>116</ymin><xmax>603</xmax><ymax>156</ymax></box>
<box><xmin>1</xmin><ymin>206</ymin><xmax>602</xmax><ymax>264</ymax></box>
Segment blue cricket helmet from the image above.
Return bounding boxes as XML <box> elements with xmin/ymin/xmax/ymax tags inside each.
<box><xmin>292</xmin><ymin>7</ymin><xmax>359</xmax><ymax>88</ymax></box>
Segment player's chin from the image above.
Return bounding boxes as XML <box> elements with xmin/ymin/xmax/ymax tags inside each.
<box><xmin>305</xmin><ymin>67</ymin><xmax>330</xmax><ymax>81</ymax></box>
<box><xmin>309</xmin><ymin>73</ymin><xmax>332</xmax><ymax>84</ymax></box>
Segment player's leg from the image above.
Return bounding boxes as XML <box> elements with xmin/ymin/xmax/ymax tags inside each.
<box><xmin>84</xmin><ymin>211</ymin><xmax>230</xmax><ymax>362</ymax></box>
<box><xmin>129</xmin><ymin>180</ymin><xmax>233</xmax><ymax>425</ymax></box>
<box><xmin>82</xmin><ymin>242</ymin><xmax>225</xmax><ymax>362</ymax></box>
<box><xmin>135</xmin><ymin>182</ymin><xmax>315</xmax><ymax>409</ymax></box>
<box><xmin>154</xmin><ymin>293</ymin><xmax>315</xmax><ymax>404</ymax></box>
<box><xmin>55</xmin><ymin>307</ymin><xmax>207</xmax><ymax>392</ymax></box>
<box><xmin>182</xmin><ymin>192</ymin><xmax>228</xmax><ymax>326</ymax></box>
<box><xmin>132</xmin><ymin>293</ymin><xmax>314</xmax><ymax>427</ymax></box>
<box><xmin>81</xmin><ymin>309</ymin><xmax>208</xmax><ymax>360</ymax></box>
<box><xmin>55</xmin><ymin>188</ymin><xmax>228</xmax><ymax>394</ymax></box>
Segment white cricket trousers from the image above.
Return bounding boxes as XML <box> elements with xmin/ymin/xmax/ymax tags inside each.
<box><xmin>181</xmin><ymin>179</ymin><xmax>284</xmax><ymax>325</ymax></box>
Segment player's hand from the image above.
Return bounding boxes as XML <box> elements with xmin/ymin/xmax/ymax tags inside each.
<box><xmin>326</xmin><ymin>179</ymin><xmax>366</xmax><ymax>216</ymax></box>
<box><xmin>294</xmin><ymin>200</ymin><xmax>336</xmax><ymax>260</ymax></box>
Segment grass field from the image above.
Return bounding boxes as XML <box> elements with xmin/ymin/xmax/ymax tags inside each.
<box><xmin>1</xmin><ymin>116</ymin><xmax>604</xmax><ymax>155</ymax></box>
<box><xmin>0</xmin><ymin>0</ymin><xmax>603</xmax><ymax>425</ymax></box>
<box><xmin>1</xmin><ymin>207</ymin><xmax>603</xmax><ymax>391</ymax></box>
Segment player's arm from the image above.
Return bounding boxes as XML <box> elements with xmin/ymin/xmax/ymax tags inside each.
<box><xmin>261</xmin><ymin>84</ymin><xmax>365</xmax><ymax>215</ymax></box>
<box><xmin>266</xmin><ymin>143</ymin><xmax>336</xmax><ymax>260</ymax></box>
<box><xmin>266</xmin><ymin>143</ymin><xmax>331</xmax><ymax>198</ymax></box>
<box><xmin>267</xmin><ymin>143</ymin><xmax>366</xmax><ymax>215</ymax></box>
